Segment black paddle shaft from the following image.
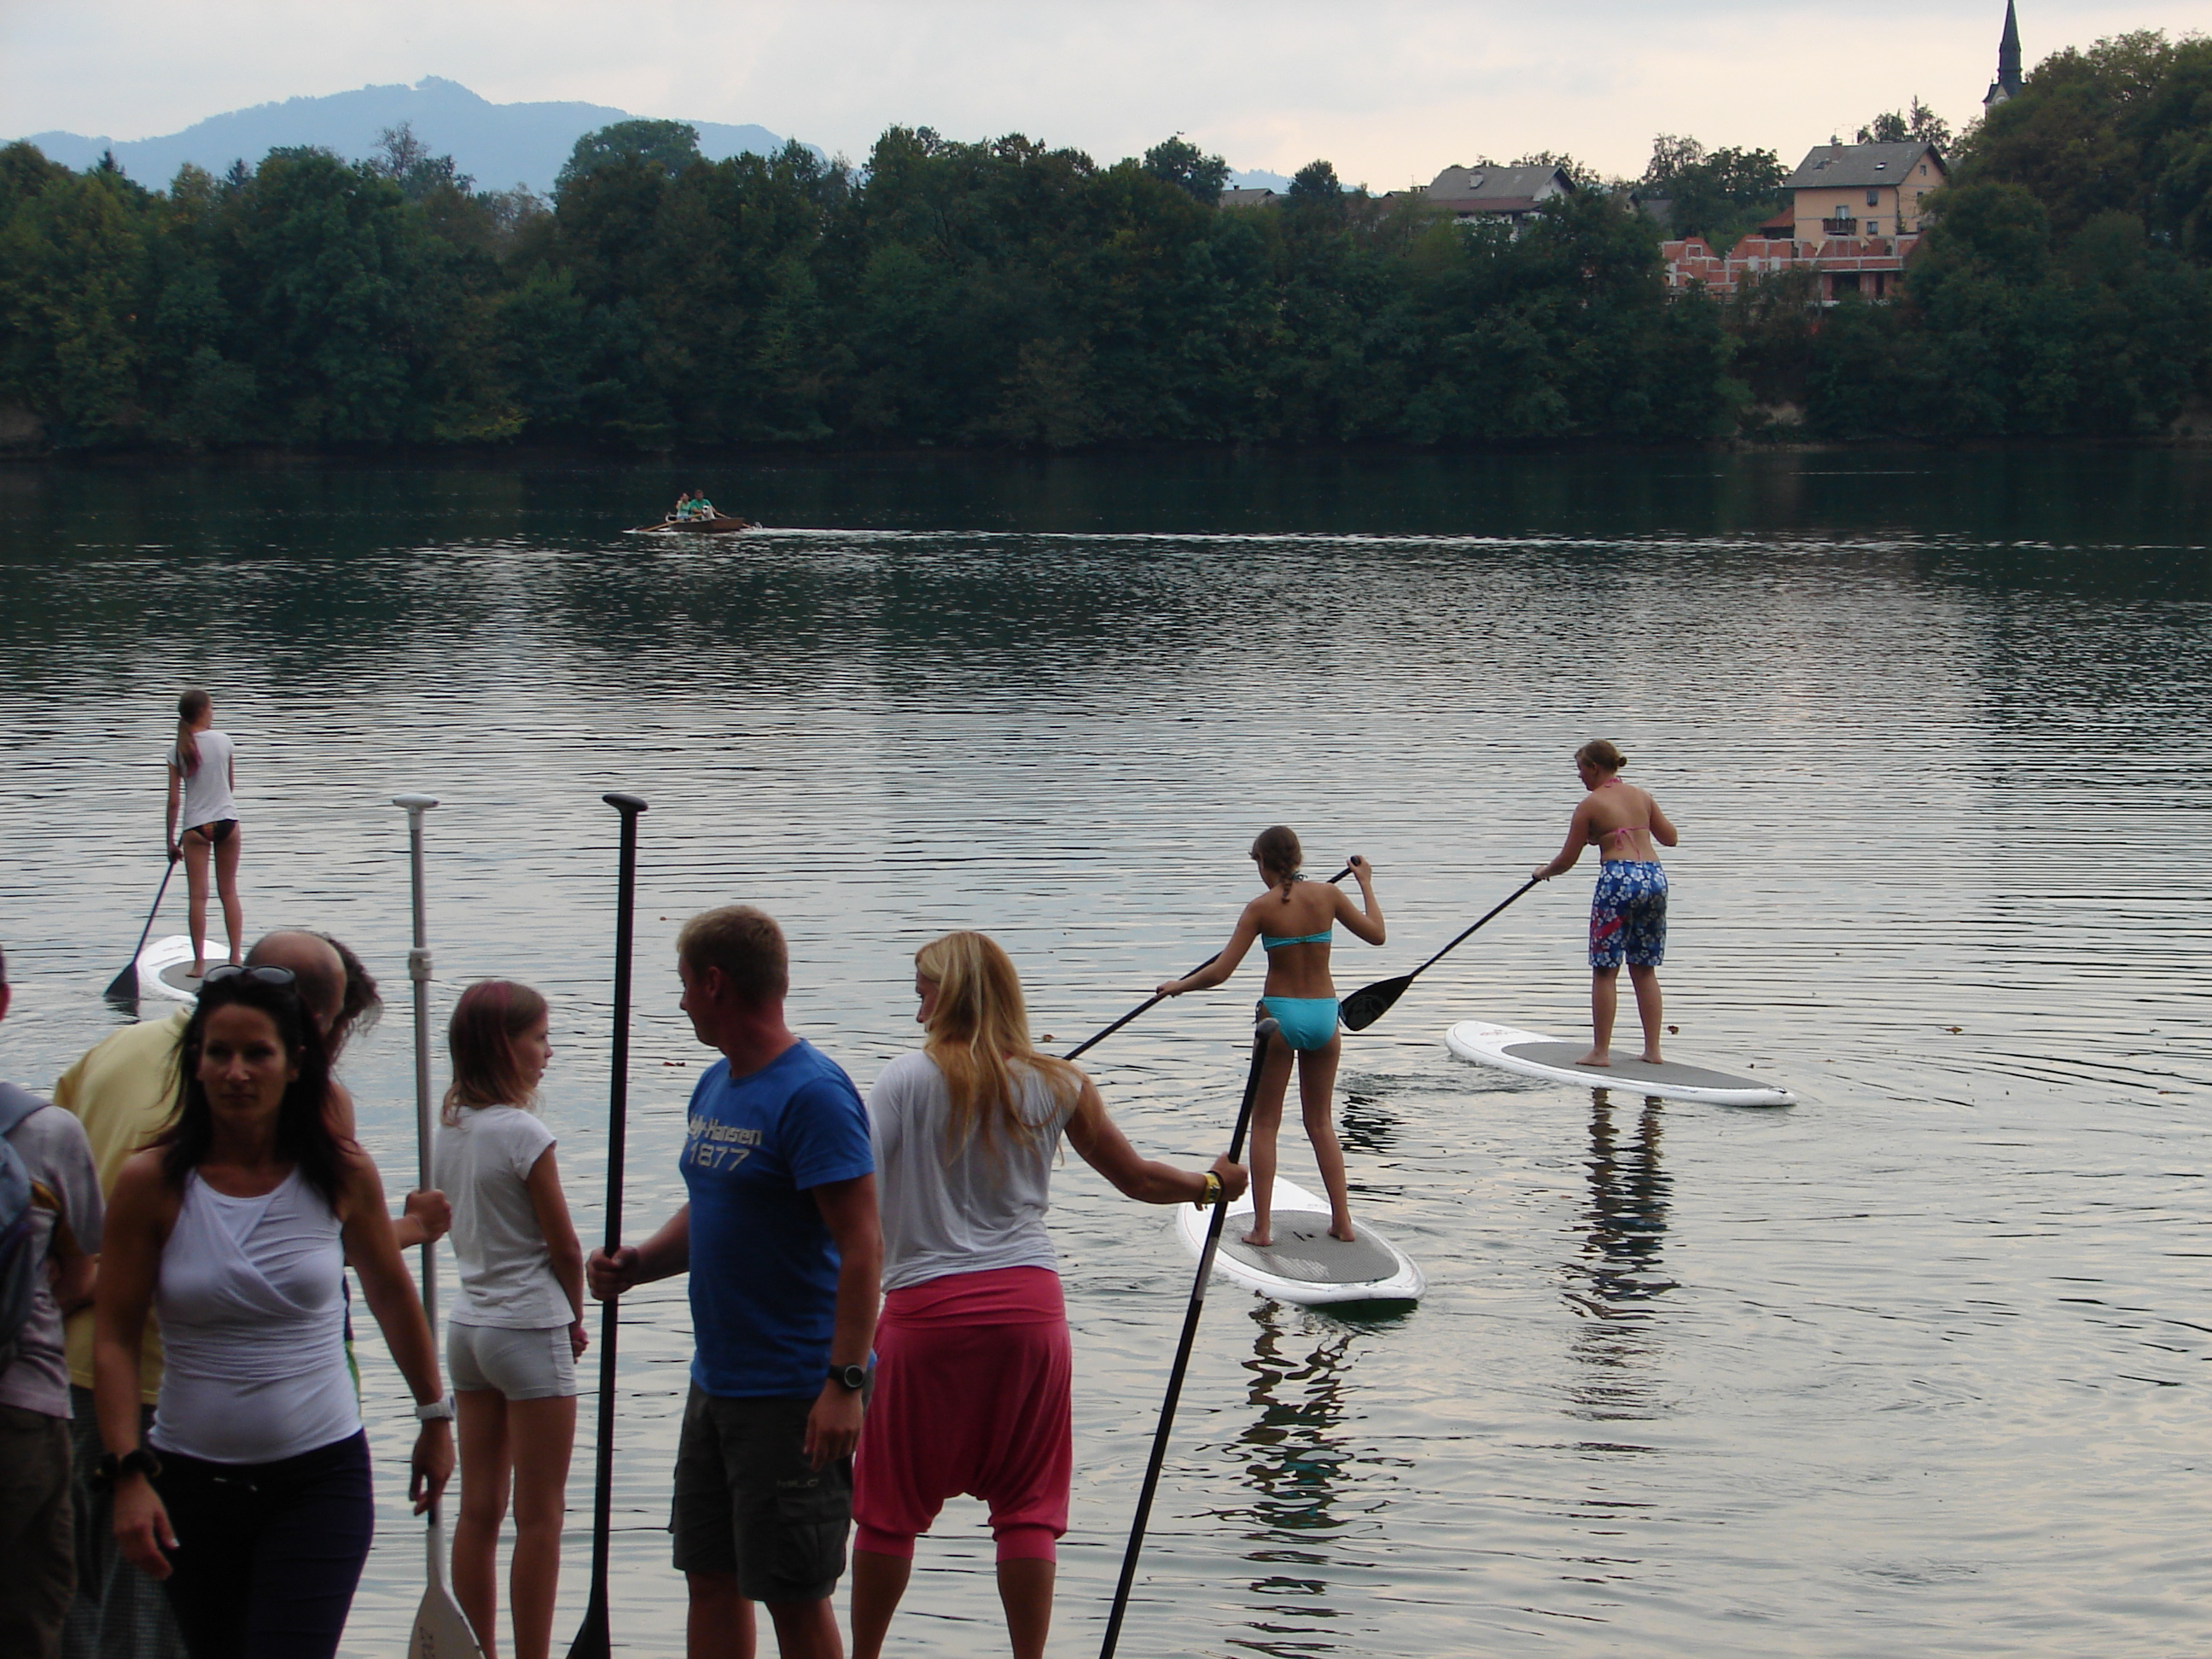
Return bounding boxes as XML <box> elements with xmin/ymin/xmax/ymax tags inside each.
<box><xmin>1337</xmin><ymin>876</ymin><xmax>1541</xmax><ymax>1033</ymax></box>
<box><xmin>1097</xmin><ymin>1022</ymin><xmax>1276</xmax><ymax>1659</ymax></box>
<box><xmin>568</xmin><ymin>792</ymin><xmax>646</xmax><ymax>1659</ymax></box>
<box><xmin>103</xmin><ymin>860</ymin><xmax>178</xmax><ymax>1003</ymax></box>
<box><xmin>1062</xmin><ymin>868</ymin><xmax>1352</xmax><ymax>1062</ymax></box>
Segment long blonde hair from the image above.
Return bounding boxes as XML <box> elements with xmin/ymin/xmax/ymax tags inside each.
<box><xmin>916</xmin><ymin>932</ymin><xmax>1081</xmax><ymax>1160</ymax></box>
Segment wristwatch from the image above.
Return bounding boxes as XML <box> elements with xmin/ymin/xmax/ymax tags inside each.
<box><xmin>828</xmin><ymin>1363</ymin><xmax>868</xmax><ymax>1392</ymax></box>
<box><xmin>92</xmin><ymin>1447</ymin><xmax>162</xmax><ymax>1489</ymax></box>
<box><xmin>415</xmin><ymin>1395</ymin><xmax>456</xmax><ymax>1423</ymax></box>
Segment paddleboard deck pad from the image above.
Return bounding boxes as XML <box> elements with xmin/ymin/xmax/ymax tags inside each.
<box><xmin>1176</xmin><ymin>1176</ymin><xmax>1423</xmax><ymax>1306</ymax></box>
<box><xmin>136</xmin><ymin>935</ymin><xmax>204</xmax><ymax>1002</ymax></box>
<box><xmin>1446</xmin><ymin>1020</ymin><xmax>1796</xmax><ymax>1106</ymax></box>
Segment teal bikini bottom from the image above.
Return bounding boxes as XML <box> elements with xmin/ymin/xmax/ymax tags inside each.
<box><xmin>1258</xmin><ymin>996</ymin><xmax>1340</xmax><ymax>1052</ymax></box>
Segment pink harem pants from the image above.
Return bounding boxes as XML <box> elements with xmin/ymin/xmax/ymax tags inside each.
<box><xmin>852</xmin><ymin>1265</ymin><xmax>1072</xmax><ymax>1564</ymax></box>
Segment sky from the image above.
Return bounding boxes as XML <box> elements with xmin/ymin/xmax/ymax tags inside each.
<box><xmin>3</xmin><ymin>0</ymin><xmax>2204</xmax><ymax>185</ymax></box>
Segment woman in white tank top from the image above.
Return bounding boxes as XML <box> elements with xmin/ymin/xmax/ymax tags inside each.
<box><xmin>93</xmin><ymin>968</ymin><xmax>453</xmax><ymax>1659</ymax></box>
<box><xmin>164</xmin><ymin>688</ymin><xmax>244</xmax><ymax>979</ymax></box>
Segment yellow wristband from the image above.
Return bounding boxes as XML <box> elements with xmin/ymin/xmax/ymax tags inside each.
<box><xmin>1195</xmin><ymin>1171</ymin><xmax>1222</xmax><ymax>1209</ymax></box>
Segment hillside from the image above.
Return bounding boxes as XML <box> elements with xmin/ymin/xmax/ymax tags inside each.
<box><xmin>19</xmin><ymin>76</ymin><xmax>802</xmax><ymax>194</ymax></box>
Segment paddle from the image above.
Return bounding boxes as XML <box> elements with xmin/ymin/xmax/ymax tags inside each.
<box><xmin>566</xmin><ymin>792</ymin><xmax>648</xmax><ymax>1659</ymax></box>
<box><xmin>1336</xmin><ymin>876</ymin><xmax>1542</xmax><ymax>1033</ymax></box>
<box><xmin>1061</xmin><ymin>867</ymin><xmax>1353</xmax><ymax>1062</ymax></box>
<box><xmin>394</xmin><ymin>795</ymin><xmax>489</xmax><ymax>1659</ymax></box>
<box><xmin>1097</xmin><ymin>1020</ymin><xmax>1275</xmax><ymax>1659</ymax></box>
<box><xmin>102</xmin><ymin>860</ymin><xmax>178</xmax><ymax>1003</ymax></box>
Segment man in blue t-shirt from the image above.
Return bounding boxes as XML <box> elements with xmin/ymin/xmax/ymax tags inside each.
<box><xmin>589</xmin><ymin>906</ymin><xmax>880</xmax><ymax>1659</ymax></box>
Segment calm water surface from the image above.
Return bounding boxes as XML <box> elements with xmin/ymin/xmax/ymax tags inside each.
<box><xmin>2</xmin><ymin>451</ymin><xmax>2208</xmax><ymax>1657</ymax></box>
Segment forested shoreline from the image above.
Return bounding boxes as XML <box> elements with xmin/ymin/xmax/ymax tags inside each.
<box><xmin>4</xmin><ymin>29</ymin><xmax>2209</xmax><ymax>457</ymax></box>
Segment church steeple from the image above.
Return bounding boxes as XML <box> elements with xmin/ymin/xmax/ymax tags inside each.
<box><xmin>1986</xmin><ymin>0</ymin><xmax>2024</xmax><ymax>110</ymax></box>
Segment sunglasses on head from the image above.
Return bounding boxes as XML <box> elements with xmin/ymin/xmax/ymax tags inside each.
<box><xmin>202</xmin><ymin>964</ymin><xmax>297</xmax><ymax>988</ymax></box>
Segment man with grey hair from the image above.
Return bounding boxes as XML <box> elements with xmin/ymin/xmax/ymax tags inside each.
<box><xmin>54</xmin><ymin>928</ymin><xmax>446</xmax><ymax>1659</ymax></box>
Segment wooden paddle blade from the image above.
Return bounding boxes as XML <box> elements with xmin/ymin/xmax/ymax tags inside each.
<box><xmin>1337</xmin><ymin>975</ymin><xmax>1412</xmax><ymax>1033</ymax></box>
<box><xmin>563</xmin><ymin>1598</ymin><xmax>611</xmax><ymax>1659</ymax></box>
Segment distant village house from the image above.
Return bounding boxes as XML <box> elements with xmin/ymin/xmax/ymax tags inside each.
<box><xmin>1407</xmin><ymin>164</ymin><xmax>1576</xmax><ymax>229</ymax></box>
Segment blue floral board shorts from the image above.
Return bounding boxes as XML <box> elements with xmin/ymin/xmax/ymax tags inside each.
<box><xmin>1590</xmin><ymin>861</ymin><xmax>1668</xmax><ymax>969</ymax></box>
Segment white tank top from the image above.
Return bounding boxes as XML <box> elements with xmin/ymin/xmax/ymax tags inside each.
<box><xmin>170</xmin><ymin>730</ymin><xmax>237</xmax><ymax>831</ymax></box>
<box><xmin>149</xmin><ymin>1168</ymin><xmax>360</xmax><ymax>1464</ymax></box>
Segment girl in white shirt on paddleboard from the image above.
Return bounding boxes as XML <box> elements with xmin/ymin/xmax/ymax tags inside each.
<box><xmin>434</xmin><ymin>981</ymin><xmax>585</xmax><ymax>1659</ymax></box>
<box><xmin>164</xmin><ymin>689</ymin><xmax>242</xmax><ymax>978</ymax></box>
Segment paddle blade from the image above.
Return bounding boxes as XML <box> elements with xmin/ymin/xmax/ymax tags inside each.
<box><xmin>102</xmin><ymin>963</ymin><xmax>139</xmax><ymax>1003</ymax></box>
<box><xmin>1337</xmin><ymin>975</ymin><xmax>1412</xmax><ymax>1033</ymax></box>
<box><xmin>563</xmin><ymin>1598</ymin><xmax>611</xmax><ymax>1659</ymax></box>
<box><xmin>410</xmin><ymin>1583</ymin><xmax>486</xmax><ymax>1659</ymax></box>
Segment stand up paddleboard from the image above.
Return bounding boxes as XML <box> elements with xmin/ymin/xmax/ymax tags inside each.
<box><xmin>133</xmin><ymin>935</ymin><xmax>204</xmax><ymax>1003</ymax></box>
<box><xmin>1175</xmin><ymin>1176</ymin><xmax>1423</xmax><ymax>1307</ymax></box>
<box><xmin>1446</xmin><ymin>1020</ymin><xmax>1796</xmax><ymax>1107</ymax></box>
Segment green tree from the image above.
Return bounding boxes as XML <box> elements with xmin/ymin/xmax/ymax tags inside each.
<box><xmin>1856</xmin><ymin>97</ymin><xmax>1954</xmax><ymax>151</ymax></box>
<box><xmin>556</xmin><ymin>119</ymin><xmax>703</xmax><ymax>190</ymax></box>
<box><xmin>1639</xmin><ymin>136</ymin><xmax>1786</xmax><ymax>247</ymax></box>
<box><xmin>1141</xmin><ymin>136</ymin><xmax>1230</xmax><ymax>205</ymax></box>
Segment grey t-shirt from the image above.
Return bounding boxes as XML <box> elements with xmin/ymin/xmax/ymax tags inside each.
<box><xmin>0</xmin><ymin>1083</ymin><xmax>105</xmax><ymax>1418</ymax></box>
<box><xmin>866</xmin><ymin>1051</ymin><xmax>1076</xmax><ymax>1294</ymax></box>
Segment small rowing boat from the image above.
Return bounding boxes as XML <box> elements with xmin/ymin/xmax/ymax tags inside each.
<box><xmin>626</xmin><ymin>514</ymin><xmax>758</xmax><ymax>535</ymax></box>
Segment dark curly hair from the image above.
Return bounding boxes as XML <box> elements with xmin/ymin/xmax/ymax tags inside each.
<box><xmin>159</xmin><ymin>974</ymin><xmax>350</xmax><ymax>1207</ymax></box>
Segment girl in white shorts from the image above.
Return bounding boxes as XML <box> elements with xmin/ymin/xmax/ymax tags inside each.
<box><xmin>434</xmin><ymin>981</ymin><xmax>585</xmax><ymax>1659</ymax></box>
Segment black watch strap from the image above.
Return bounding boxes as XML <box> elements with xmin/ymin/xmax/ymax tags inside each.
<box><xmin>92</xmin><ymin>1447</ymin><xmax>162</xmax><ymax>1490</ymax></box>
<box><xmin>828</xmin><ymin>1362</ymin><xmax>868</xmax><ymax>1391</ymax></box>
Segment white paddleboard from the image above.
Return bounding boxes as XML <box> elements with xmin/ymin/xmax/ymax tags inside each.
<box><xmin>1175</xmin><ymin>1176</ymin><xmax>1424</xmax><ymax>1306</ymax></box>
<box><xmin>1446</xmin><ymin>1019</ymin><xmax>1796</xmax><ymax>1107</ymax></box>
<box><xmin>135</xmin><ymin>935</ymin><xmax>203</xmax><ymax>1002</ymax></box>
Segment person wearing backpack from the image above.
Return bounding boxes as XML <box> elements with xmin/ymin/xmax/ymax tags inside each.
<box><xmin>0</xmin><ymin>942</ymin><xmax>107</xmax><ymax>1659</ymax></box>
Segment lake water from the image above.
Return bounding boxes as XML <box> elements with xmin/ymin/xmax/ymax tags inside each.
<box><xmin>2</xmin><ymin>449</ymin><xmax>2208</xmax><ymax>1658</ymax></box>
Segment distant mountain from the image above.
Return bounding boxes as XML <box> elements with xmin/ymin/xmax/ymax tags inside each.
<box><xmin>19</xmin><ymin>77</ymin><xmax>807</xmax><ymax>195</ymax></box>
<box><xmin>1231</xmin><ymin>168</ymin><xmax>1295</xmax><ymax>192</ymax></box>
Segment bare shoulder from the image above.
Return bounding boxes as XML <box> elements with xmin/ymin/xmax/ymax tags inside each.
<box><xmin>109</xmin><ymin>1149</ymin><xmax>181</xmax><ymax>1226</ymax></box>
<box><xmin>112</xmin><ymin>1147</ymin><xmax>170</xmax><ymax>1197</ymax></box>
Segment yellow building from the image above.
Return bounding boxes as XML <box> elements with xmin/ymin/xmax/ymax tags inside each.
<box><xmin>1783</xmin><ymin>142</ymin><xmax>1947</xmax><ymax>242</ymax></box>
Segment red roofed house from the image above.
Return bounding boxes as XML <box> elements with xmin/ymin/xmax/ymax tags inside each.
<box><xmin>1661</xmin><ymin>141</ymin><xmax>1949</xmax><ymax>302</ymax></box>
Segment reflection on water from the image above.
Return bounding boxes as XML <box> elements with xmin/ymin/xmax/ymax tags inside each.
<box><xmin>1564</xmin><ymin>1092</ymin><xmax>1674</xmax><ymax>1431</ymax></box>
<box><xmin>1227</xmin><ymin>1304</ymin><xmax>1388</xmax><ymax>1656</ymax></box>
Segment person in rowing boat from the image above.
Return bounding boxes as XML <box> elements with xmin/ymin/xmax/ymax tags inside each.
<box><xmin>1155</xmin><ymin>830</ymin><xmax>1383</xmax><ymax>1246</ymax></box>
<box><xmin>850</xmin><ymin>932</ymin><xmax>1245</xmax><ymax>1659</ymax></box>
<box><xmin>1531</xmin><ymin>738</ymin><xmax>1679</xmax><ymax>1067</ymax></box>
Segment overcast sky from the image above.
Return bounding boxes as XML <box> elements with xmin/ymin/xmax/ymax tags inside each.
<box><xmin>3</xmin><ymin>0</ymin><xmax>2201</xmax><ymax>183</ymax></box>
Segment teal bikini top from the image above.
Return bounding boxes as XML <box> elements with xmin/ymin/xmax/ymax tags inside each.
<box><xmin>1261</xmin><ymin>928</ymin><xmax>1332</xmax><ymax>950</ymax></box>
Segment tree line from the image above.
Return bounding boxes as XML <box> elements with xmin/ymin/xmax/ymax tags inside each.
<box><xmin>2</xmin><ymin>33</ymin><xmax>2208</xmax><ymax>455</ymax></box>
